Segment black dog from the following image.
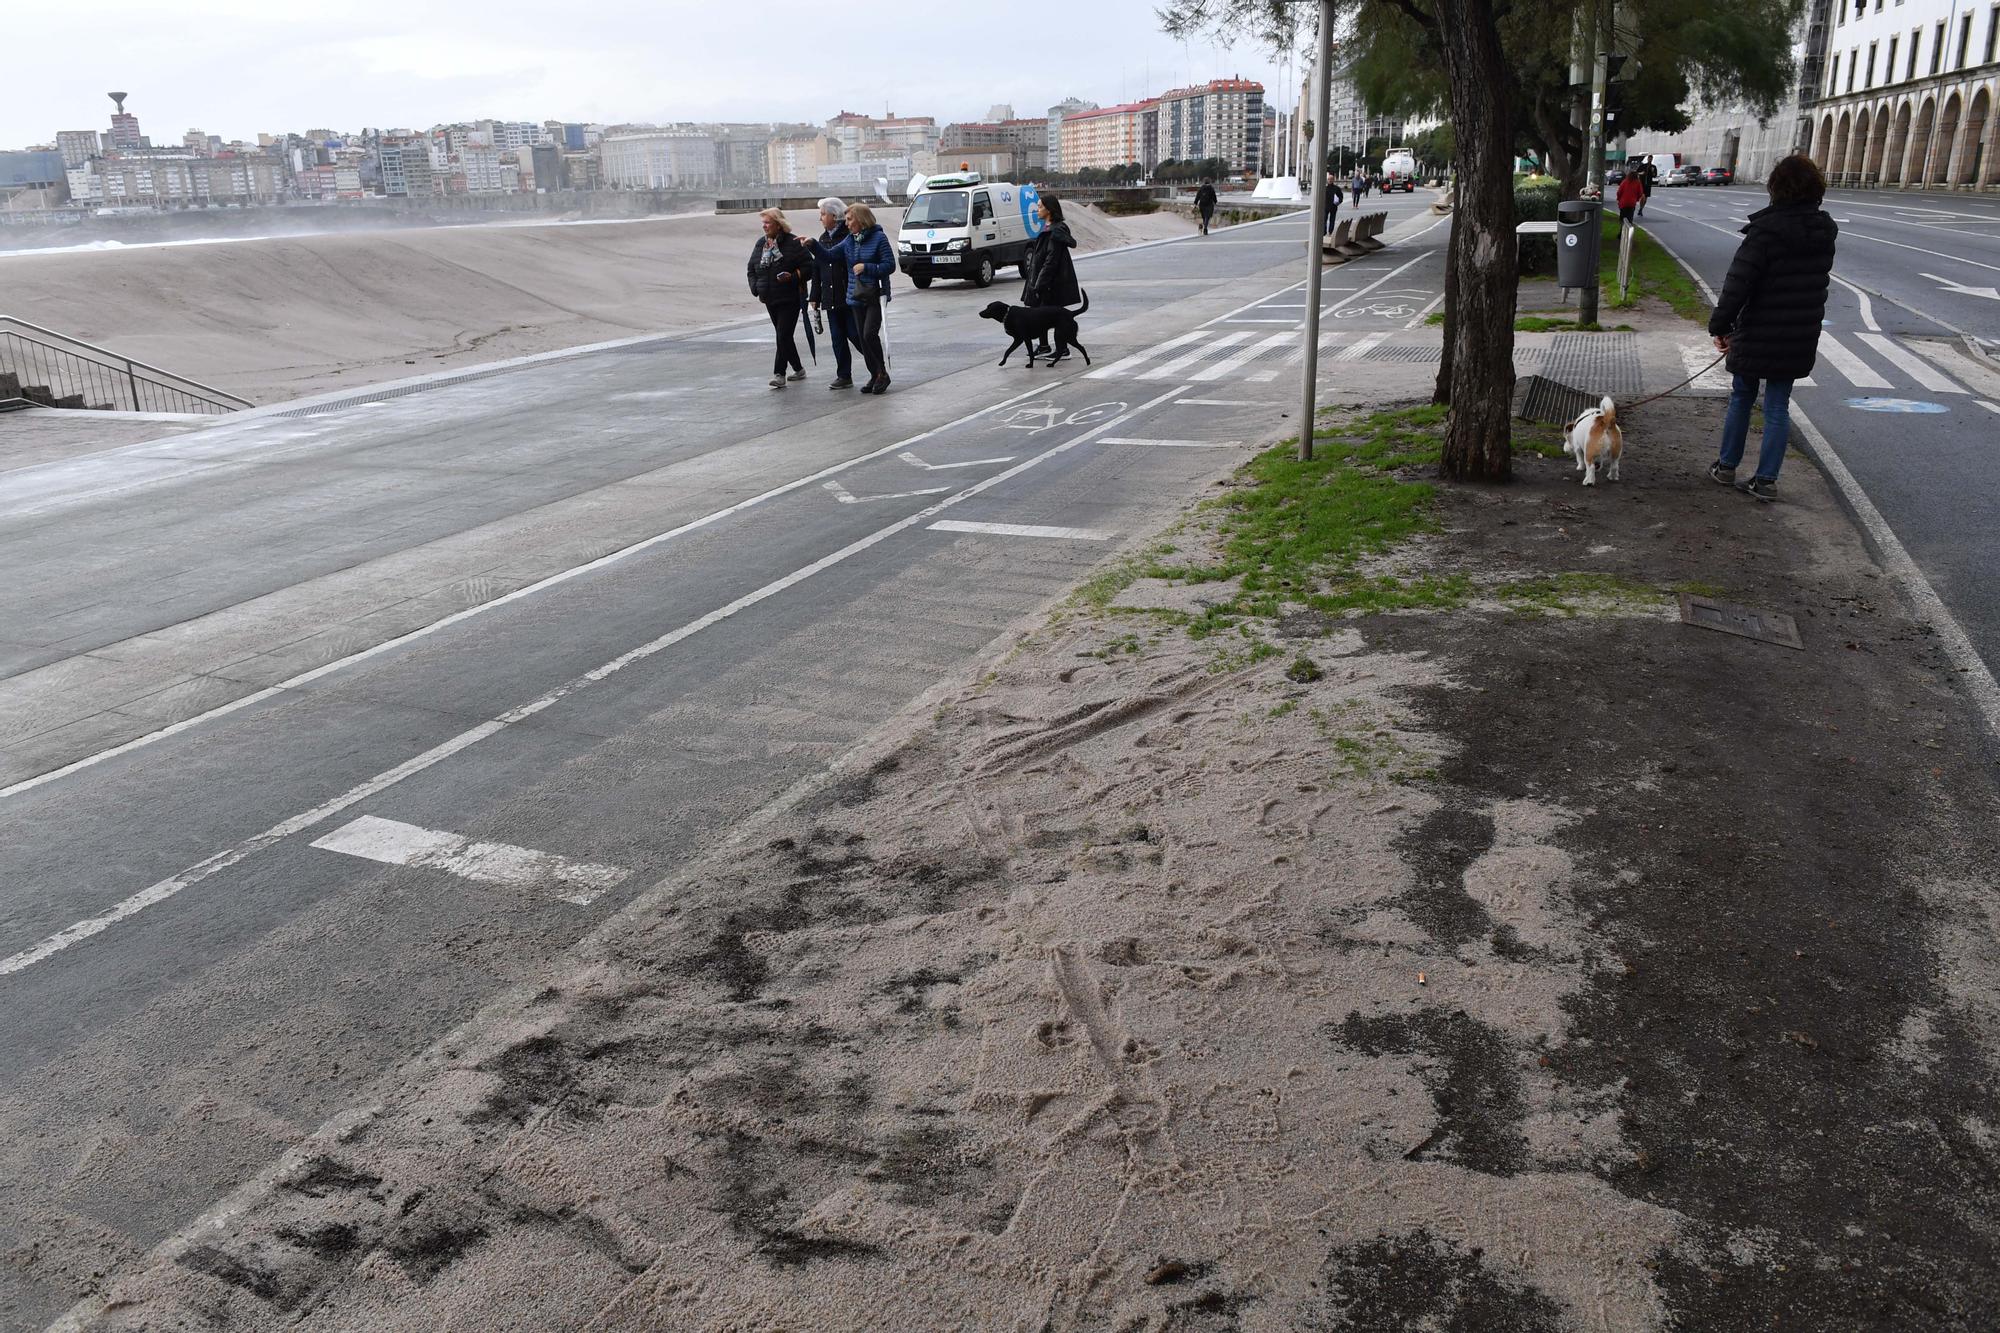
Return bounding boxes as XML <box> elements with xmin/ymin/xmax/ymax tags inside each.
<box><xmin>979</xmin><ymin>290</ymin><xmax>1091</xmax><ymax>368</ymax></box>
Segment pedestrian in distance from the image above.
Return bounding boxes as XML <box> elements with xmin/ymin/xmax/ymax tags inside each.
<box><xmin>748</xmin><ymin>208</ymin><xmax>810</xmax><ymax>389</ymax></box>
<box><xmin>1705</xmin><ymin>154</ymin><xmax>1837</xmax><ymax>502</ymax></box>
<box><xmin>1195</xmin><ymin>178</ymin><xmax>1218</xmax><ymax>235</ymax></box>
<box><xmin>805</xmin><ymin>202</ymin><xmax>898</xmax><ymax>394</ymax></box>
<box><xmin>1615</xmin><ymin>169</ymin><xmax>1644</xmax><ymax>226</ymax></box>
<box><xmin>811</xmin><ymin>197</ymin><xmax>858</xmax><ymax>390</ymax></box>
<box><xmin>1323</xmin><ymin>172</ymin><xmax>1344</xmax><ymax>238</ymax></box>
<box><xmin>1023</xmin><ymin>193</ymin><xmax>1080</xmax><ymax>361</ymax></box>
<box><xmin>1638</xmin><ymin>162</ymin><xmax>1654</xmax><ymax>217</ymax></box>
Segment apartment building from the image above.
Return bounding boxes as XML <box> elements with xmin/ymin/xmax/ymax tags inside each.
<box><xmin>1804</xmin><ymin>0</ymin><xmax>2000</xmax><ymax>186</ymax></box>
<box><xmin>1157</xmin><ymin>78</ymin><xmax>1265</xmax><ymax>174</ymax></box>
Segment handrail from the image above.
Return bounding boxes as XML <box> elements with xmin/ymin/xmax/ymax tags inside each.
<box><xmin>0</xmin><ymin>314</ymin><xmax>254</xmax><ymax>408</ymax></box>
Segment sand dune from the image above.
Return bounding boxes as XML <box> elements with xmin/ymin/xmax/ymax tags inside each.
<box><xmin>1</xmin><ymin>206</ymin><xmax>1196</xmax><ymax>405</ymax></box>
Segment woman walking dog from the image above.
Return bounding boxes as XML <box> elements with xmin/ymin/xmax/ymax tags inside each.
<box><xmin>747</xmin><ymin>208</ymin><xmax>810</xmax><ymax>389</ymax></box>
<box><xmin>1705</xmin><ymin>154</ymin><xmax>1837</xmax><ymax>502</ymax></box>
<box><xmin>1021</xmin><ymin>194</ymin><xmax>1080</xmax><ymax>362</ymax></box>
<box><xmin>805</xmin><ymin>203</ymin><xmax>898</xmax><ymax>394</ymax></box>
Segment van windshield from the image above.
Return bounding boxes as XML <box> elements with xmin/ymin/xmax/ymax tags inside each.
<box><xmin>906</xmin><ymin>191</ymin><xmax>969</xmax><ymax>227</ymax></box>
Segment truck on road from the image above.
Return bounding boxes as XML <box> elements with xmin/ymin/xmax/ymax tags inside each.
<box><xmin>1380</xmin><ymin>149</ymin><xmax>1417</xmax><ymax>192</ymax></box>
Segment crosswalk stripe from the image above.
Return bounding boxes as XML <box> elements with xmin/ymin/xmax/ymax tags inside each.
<box><xmin>1191</xmin><ymin>332</ymin><xmax>1297</xmax><ymax>382</ymax></box>
<box><xmin>1141</xmin><ymin>331</ymin><xmax>1253</xmax><ymax>380</ymax></box>
<box><xmin>1085</xmin><ymin>330</ymin><xmax>1209</xmax><ymax>380</ymax></box>
<box><xmin>1815</xmin><ymin>331</ymin><xmax>1892</xmax><ymax>389</ymax></box>
<box><xmin>1335</xmin><ymin>331</ymin><xmax>1391</xmax><ymax>362</ymax></box>
<box><xmin>1854</xmin><ymin>333</ymin><xmax>1966</xmax><ymax>393</ymax></box>
<box><xmin>1248</xmin><ymin>330</ymin><xmax>1345</xmax><ymax>383</ymax></box>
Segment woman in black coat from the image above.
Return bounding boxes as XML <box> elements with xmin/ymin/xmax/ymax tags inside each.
<box><xmin>1022</xmin><ymin>194</ymin><xmax>1080</xmax><ymax>359</ymax></box>
<box><xmin>1706</xmin><ymin>154</ymin><xmax>1838</xmax><ymax>501</ymax></box>
<box><xmin>747</xmin><ymin>208</ymin><xmax>811</xmax><ymax>389</ymax></box>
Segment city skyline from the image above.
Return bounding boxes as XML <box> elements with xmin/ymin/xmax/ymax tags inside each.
<box><xmin>3</xmin><ymin>0</ymin><xmax>1301</xmax><ymax>150</ymax></box>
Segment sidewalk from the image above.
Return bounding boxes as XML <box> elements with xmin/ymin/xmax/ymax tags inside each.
<box><xmin>60</xmin><ymin>284</ymin><xmax>2000</xmax><ymax>1332</ymax></box>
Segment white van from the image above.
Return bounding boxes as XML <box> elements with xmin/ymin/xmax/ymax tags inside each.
<box><xmin>897</xmin><ymin>171</ymin><xmax>1041</xmax><ymax>289</ymax></box>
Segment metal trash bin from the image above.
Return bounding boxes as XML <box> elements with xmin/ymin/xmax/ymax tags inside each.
<box><xmin>1555</xmin><ymin>199</ymin><xmax>1602</xmax><ymax>288</ymax></box>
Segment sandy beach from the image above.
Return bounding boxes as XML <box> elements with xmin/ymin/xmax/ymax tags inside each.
<box><xmin>0</xmin><ymin>206</ymin><xmax>1196</xmax><ymax>405</ymax></box>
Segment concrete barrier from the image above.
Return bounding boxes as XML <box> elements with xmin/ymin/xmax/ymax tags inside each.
<box><xmin>1321</xmin><ymin>217</ymin><xmax>1353</xmax><ymax>264</ymax></box>
<box><xmin>1337</xmin><ymin>213</ymin><xmax>1375</xmax><ymax>257</ymax></box>
<box><xmin>1354</xmin><ymin>212</ymin><xmax>1388</xmax><ymax>252</ymax></box>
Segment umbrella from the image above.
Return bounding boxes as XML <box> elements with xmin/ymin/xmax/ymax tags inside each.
<box><xmin>798</xmin><ymin>286</ymin><xmax>817</xmax><ymax>365</ymax></box>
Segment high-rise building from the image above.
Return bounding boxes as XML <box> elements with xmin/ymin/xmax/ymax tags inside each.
<box><xmin>1058</xmin><ymin>101</ymin><xmax>1156</xmax><ymax>172</ymax></box>
<box><xmin>401</xmin><ymin>145</ymin><xmax>436</xmax><ymax>198</ymax></box>
<box><xmin>183</xmin><ymin>129</ymin><xmax>210</xmax><ymax>156</ymax></box>
<box><xmin>1157</xmin><ymin>78</ymin><xmax>1265</xmax><ymax>174</ymax></box>
<box><xmin>823</xmin><ymin>111</ymin><xmax>939</xmax><ymax>162</ymax></box>
<box><xmin>1325</xmin><ymin>63</ymin><xmax>1404</xmax><ymax>153</ymax></box>
<box><xmin>985</xmin><ymin>104</ymin><xmax>1016</xmax><ymax>123</ymax></box>
<box><xmin>378</xmin><ymin>143</ymin><xmax>408</xmax><ymax>196</ymax></box>
<box><xmin>529</xmin><ymin>142</ymin><xmax>565</xmax><ymax>190</ymax></box>
<box><xmin>598</xmin><ymin>130</ymin><xmax>721</xmax><ymax>189</ymax></box>
<box><xmin>767</xmin><ymin>132</ymin><xmax>834</xmax><ymax>186</ymax></box>
<box><xmin>1046</xmin><ymin>97</ymin><xmax>1097</xmax><ymax>173</ymax></box>
<box><xmin>941</xmin><ymin>118</ymin><xmax>1049</xmax><ymax>173</ymax></box>
<box><xmin>107</xmin><ymin>92</ymin><xmax>142</xmax><ymax>151</ymax></box>
<box><xmin>56</xmin><ymin>131</ymin><xmax>99</xmax><ymax>168</ymax></box>
<box><xmin>460</xmin><ymin>137</ymin><xmax>504</xmax><ymax>192</ymax></box>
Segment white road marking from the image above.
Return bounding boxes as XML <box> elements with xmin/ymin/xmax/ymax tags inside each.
<box><xmin>1191</xmin><ymin>332</ymin><xmax>1297</xmax><ymax>383</ymax></box>
<box><xmin>1830</xmin><ymin>274</ymin><xmax>1879</xmax><ymax>331</ymax></box>
<box><xmin>1679</xmin><ymin>341</ymin><xmax>1734</xmax><ymax>392</ymax></box>
<box><xmin>823</xmin><ymin>478</ymin><xmax>952</xmax><ymax>504</ymax></box>
<box><xmin>0</xmin><ymin>383</ymin><xmax>1190</xmax><ymax>975</ymax></box>
<box><xmin>1918</xmin><ymin>271</ymin><xmax>2000</xmax><ymax>301</ymax></box>
<box><xmin>1225</xmin><ymin>318</ymin><xmax>1305</xmax><ymax>324</ymax></box>
<box><xmin>1336</xmin><ymin>331</ymin><xmax>1392</xmax><ymax>362</ymax></box>
<box><xmin>1248</xmin><ymin>328</ymin><xmax>1345</xmax><ymax>383</ymax></box>
<box><xmin>0</xmin><ymin>378</ymin><xmax>1069</xmax><ymax>804</ymax></box>
<box><xmin>1177</xmin><ymin>398</ymin><xmax>1259</xmax><ymax>406</ymax></box>
<box><xmin>1406</xmin><ymin>293</ymin><xmax>1446</xmax><ymax>328</ymax></box>
<box><xmin>1854</xmin><ymin>334</ymin><xmax>1966</xmax><ymax>393</ymax></box>
<box><xmin>899</xmin><ymin>451</ymin><xmax>1016</xmax><ymax>470</ymax></box>
<box><xmin>1813</xmin><ymin>332</ymin><xmax>1892</xmax><ymax>389</ymax></box>
<box><xmin>311</xmin><ymin>816</ymin><xmax>628</xmax><ymax>906</ymax></box>
<box><xmin>1978</xmin><ymin>400</ymin><xmax>2000</xmax><ymax>415</ymax></box>
<box><xmin>929</xmin><ymin>520</ymin><xmax>1114</xmax><ymax>541</ymax></box>
<box><xmin>1141</xmin><ymin>331</ymin><xmax>1253</xmax><ymax>380</ymax></box>
<box><xmin>1839</xmin><ymin>228</ymin><xmax>2000</xmax><ymax>276</ymax></box>
<box><xmin>1098</xmin><ymin>437</ymin><xmax>1243</xmax><ymax>448</ymax></box>
<box><xmin>1086</xmin><ymin>330</ymin><xmax>1210</xmax><ymax>380</ymax></box>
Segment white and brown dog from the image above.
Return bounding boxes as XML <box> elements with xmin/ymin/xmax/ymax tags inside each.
<box><xmin>1564</xmin><ymin>395</ymin><xmax>1623</xmax><ymax>486</ymax></box>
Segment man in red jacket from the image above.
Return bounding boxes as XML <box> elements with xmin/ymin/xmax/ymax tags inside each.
<box><xmin>1616</xmin><ymin>170</ymin><xmax>1644</xmax><ymax>225</ymax></box>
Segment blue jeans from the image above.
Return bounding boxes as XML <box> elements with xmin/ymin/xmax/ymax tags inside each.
<box><xmin>824</xmin><ymin>304</ymin><xmax>855</xmax><ymax>380</ymax></box>
<box><xmin>1717</xmin><ymin>373</ymin><xmax>1794</xmax><ymax>482</ymax></box>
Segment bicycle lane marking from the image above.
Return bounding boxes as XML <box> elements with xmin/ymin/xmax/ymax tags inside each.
<box><xmin>0</xmin><ymin>383</ymin><xmax>1192</xmax><ymax>978</ymax></box>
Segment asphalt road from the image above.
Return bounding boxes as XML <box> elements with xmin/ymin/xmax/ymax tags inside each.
<box><xmin>1638</xmin><ymin>184</ymin><xmax>2000</xmax><ymax>683</ymax></box>
<box><xmin>0</xmin><ymin>194</ymin><xmax>1449</xmax><ymax>1329</ymax></box>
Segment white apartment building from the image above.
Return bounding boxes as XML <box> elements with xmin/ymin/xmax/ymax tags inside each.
<box><xmin>1059</xmin><ymin>101</ymin><xmax>1154</xmax><ymax>172</ymax></box>
<box><xmin>1157</xmin><ymin>78</ymin><xmax>1265</xmax><ymax>174</ymax></box>
<box><xmin>56</xmin><ymin>130</ymin><xmax>99</xmax><ymax>168</ymax></box>
<box><xmin>1046</xmin><ymin>97</ymin><xmax>1097</xmax><ymax>173</ymax></box>
<box><xmin>1804</xmin><ymin>0</ymin><xmax>2000</xmax><ymax>186</ymax></box>
<box><xmin>598</xmin><ymin>131</ymin><xmax>721</xmax><ymax>189</ymax></box>
<box><xmin>460</xmin><ymin>141</ymin><xmax>504</xmax><ymax>193</ymax></box>
<box><xmin>767</xmin><ymin>133</ymin><xmax>834</xmax><ymax>186</ymax></box>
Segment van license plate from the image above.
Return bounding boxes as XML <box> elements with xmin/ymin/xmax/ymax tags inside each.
<box><xmin>932</xmin><ymin>254</ymin><xmax>960</xmax><ymax>263</ymax></box>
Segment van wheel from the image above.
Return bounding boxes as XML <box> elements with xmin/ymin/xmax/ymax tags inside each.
<box><xmin>912</xmin><ymin>274</ymin><xmax>933</xmax><ymax>289</ymax></box>
<box><xmin>972</xmin><ymin>255</ymin><xmax>996</xmax><ymax>288</ymax></box>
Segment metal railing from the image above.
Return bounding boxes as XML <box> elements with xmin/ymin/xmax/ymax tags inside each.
<box><xmin>0</xmin><ymin>315</ymin><xmax>253</xmax><ymax>415</ymax></box>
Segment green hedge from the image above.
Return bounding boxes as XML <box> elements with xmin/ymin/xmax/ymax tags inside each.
<box><xmin>1515</xmin><ymin>179</ymin><xmax>1562</xmax><ymax>277</ymax></box>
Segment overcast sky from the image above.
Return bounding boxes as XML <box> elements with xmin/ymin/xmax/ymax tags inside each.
<box><xmin>6</xmin><ymin>1</ymin><xmax>1306</xmax><ymax>148</ymax></box>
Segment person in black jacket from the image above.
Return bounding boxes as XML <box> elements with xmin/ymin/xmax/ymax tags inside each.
<box><xmin>810</xmin><ymin>197</ymin><xmax>856</xmax><ymax>390</ymax></box>
<box><xmin>1706</xmin><ymin>154</ymin><xmax>1838</xmax><ymax>501</ymax></box>
<box><xmin>1023</xmin><ymin>194</ymin><xmax>1080</xmax><ymax>360</ymax></box>
<box><xmin>748</xmin><ymin>208</ymin><xmax>810</xmax><ymax>389</ymax></box>
<box><xmin>1323</xmin><ymin>172</ymin><xmax>1343</xmax><ymax>238</ymax></box>
<box><xmin>1195</xmin><ymin>179</ymin><xmax>1218</xmax><ymax>235</ymax></box>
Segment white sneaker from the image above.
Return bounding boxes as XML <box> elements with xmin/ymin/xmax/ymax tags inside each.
<box><xmin>787</xmin><ymin>369</ymin><xmax>807</xmax><ymax>381</ymax></box>
<box><xmin>768</xmin><ymin>375</ymin><xmax>786</xmax><ymax>389</ymax></box>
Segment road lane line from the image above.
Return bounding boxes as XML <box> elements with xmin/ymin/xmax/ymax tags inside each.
<box><xmin>1177</xmin><ymin>398</ymin><xmax>1259</xmax><ymax>406</ymax></box>
<box><xmin>1813</xmin><ymin>332</ymin><xmax>1892</xmax><ymax>389</ymax></box>
<box><xmin>0</xmin><ymin>383</ymin><xmax>1190</xmax><ymax>975</ymax></box>
<box><xmin>823</xmin><ymin>479</ymin><xmax>952</xmax><ymax>504</ymax></box>
<box><xmin>1086</xmin><ymin>331</ymin><xmax>1209</xmax><ymax>380</ymax></box>
<box><xmin>929</xmin><ymin>520</ymin><xmax>1114</xmax><ymax>541</ymax></box>
<box><xmin>899</xmin><ymin>451</ymin><xmax>1016</xmax><ymax>470</ymax></box>
<box><xmin>0</xmin><ymin>378</ymin><xmax>1069</xmax><ymax>805</ymax></box>
<box><xmin>1831</xmin><ymin>274</ymin><xmax>1880</xmax><ymax>331</ymax></box>
<box><xmin>310</xmin><ymin>815</ymin><xmax>629</xmax><ymax>907</ymax></box>
<box><xmin>1098</xmin><ymin>437</ymin><xmax>1244</xmax><ymax>448</ymax></box>
<box><xmin>1854</xmin><ymin>334</ymin><xmax>1966</xmax><ymax>393</ymax></box>
<box><xmin>1978</xmin><ymin>401</ymin><xmax>2000</xmax><ymax>415</ymax></box>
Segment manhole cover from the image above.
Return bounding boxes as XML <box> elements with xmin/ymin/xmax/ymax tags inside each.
<box><xmin>1678</xmin><ymin>594</ymin><xmax>1804</xmax><ymax>650</ymax></box>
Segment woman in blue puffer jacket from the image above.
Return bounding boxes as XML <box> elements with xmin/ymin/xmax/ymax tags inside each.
<box><xmin>805</xmin><ymin>202</ymin><xmax>898</xmax><ymax>394</ymax></box>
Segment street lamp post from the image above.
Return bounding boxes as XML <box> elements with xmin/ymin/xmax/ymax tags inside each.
<box><xmin>1299</xmin><ymin>0</ymin><xmax>1336</xmax><ymax>461</ymax></box>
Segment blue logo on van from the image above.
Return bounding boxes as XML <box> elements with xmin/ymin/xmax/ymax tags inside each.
<box><xmin>1020</xmin><ymin>183</ymin><xmax>1044</xmax><ymax>237</ymax></box>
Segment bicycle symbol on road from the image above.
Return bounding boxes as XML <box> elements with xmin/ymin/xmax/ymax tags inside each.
<box><xmin>999</xmin><ymin>400</ymin><xmax>1126</xmax><ymax>435</ymax></box>
<box><xmin>1333</xmin><ymin>289</ymin><xmax>1433</xmax><ymax>321</ymax></box>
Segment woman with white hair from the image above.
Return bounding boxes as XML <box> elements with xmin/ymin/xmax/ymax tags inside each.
<box><xmin>809</xmin><ymin>196</ymin><xmax>857</xmax><ymax>390</ymax></box>
<box><xmin>746</xmin><ymin>207</ymin><xmax>810</xmax><ymax>388</ymax></box>
<box><xmin>804</xmin><ymin>201</ymin><xmax>898</xmax><ymax>394</ymax></box>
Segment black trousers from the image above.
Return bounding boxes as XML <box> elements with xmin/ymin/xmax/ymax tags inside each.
<box><xmin>852</xmin><ymin>300</ymin><xmax>886</xmax><ymax>381</ymax></box>
<box><xmin>767</xmin><ymin>302</ymin><xmax>802</xmax><ymax>375</ymax></box>
<box><xmin>1199</xmin><ymin>206</ymin><xmax>1214</xmax><ymax>233</ymax></box>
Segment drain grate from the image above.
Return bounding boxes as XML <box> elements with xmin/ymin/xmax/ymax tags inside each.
<box><xmin>1362</xmin><ymin>345</ymin><xmax>1442</xmax><ymax>363</ymax></box>
<box><xmin>1512</xmin><ymin>374</ymin><xmax>1604</xmax><ymax>426</ymax></box>
<box><xmin>1678</xmin><ymin>594</ymin><xmax>1804</xmax><ymax>650</ymax></box>
<box><xmin>1537</xmin><ymin>331</ymin><xmax>1642</xmax><ymax>396</ymax></box>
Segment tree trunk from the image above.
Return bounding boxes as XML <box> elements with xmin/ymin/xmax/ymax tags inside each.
<box><xmin>1434</xmin><ymin>0</ymin><xmax>1518</xmax><ymax>483</ymax></box>
<box><xmin>1533</xmin><ymin>89</ymin><xmax>1584</xmax><ymax>196</ymax></box>
<box><xmin>1433</xmin><ymin>195</ymin><xmax>1459</xmax><ymax>406</ymax></box>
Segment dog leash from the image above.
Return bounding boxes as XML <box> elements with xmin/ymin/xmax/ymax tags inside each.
<box><xmin>1615</xmin><ymin>351</ymin><xmax>1727</xmax><ymax>412</ymax></box>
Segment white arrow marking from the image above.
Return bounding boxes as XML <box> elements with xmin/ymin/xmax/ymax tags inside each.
<box><xmin>1920</xmin><ymin>272</ymin><xmax>2000</xmax><ymax>301</ymax></box>
<box><xmin>311</xmin><ymin>815</ymin><xmax>628</xmax><ymax>906</ymax></box>
<box><xmin>898</xmin><ymin>450</ymin><xmax>1016</xmax><ymax>470</ymax></box>
<box><xmin>823</xmin><ymin>479</ymin><xmax>951</xmax><ymax>504</ymax></box>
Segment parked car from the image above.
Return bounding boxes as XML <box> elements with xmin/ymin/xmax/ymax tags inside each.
<box><xmin>1702</xmin><ymin>166</ymin><xmax>1734</xmax><ymax>185</ymax></box>
<box><xmin>1665</xmin><ymin>164</ymin><xmax>1703</xmax><ymax>186</ymax></box>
